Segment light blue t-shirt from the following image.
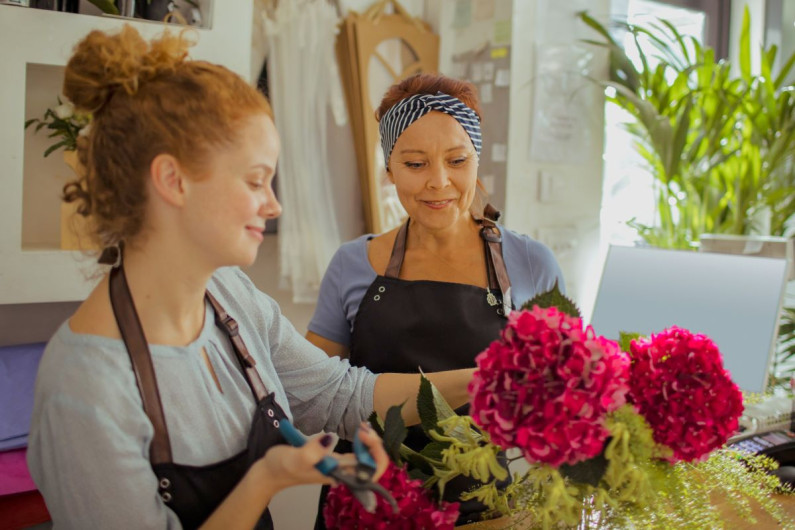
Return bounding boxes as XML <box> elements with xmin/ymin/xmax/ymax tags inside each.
<box><xmin>308</xmin><ymin>226</ymin><xmax>565</xmax><ymax>346</ymax></box>
<box><xmin>28</xmin><ymin>267</ymin><xmax>377</xmax><ymax>529</ymax></box>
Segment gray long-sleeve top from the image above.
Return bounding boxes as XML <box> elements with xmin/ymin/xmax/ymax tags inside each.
<box><xmin>27</xmin><ymin>267</ymin><xmax>378</xmax><ymax>529</ymax></box>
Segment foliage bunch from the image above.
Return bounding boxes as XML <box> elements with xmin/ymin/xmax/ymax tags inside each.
<box><xmin>580</xmin><ymin>8</ymin><xmax>795</xmax><ymax>249</ymax></box>
<box><xmin>25</xmin><ymin>97</ymin><xmax>91</xmax><ymax>157</ymax></box>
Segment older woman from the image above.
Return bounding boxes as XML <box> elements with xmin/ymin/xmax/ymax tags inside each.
<box><xmin>308</xmin><ymin>73</ymin><xmax>565</xmax><ymax>526</ymax></box>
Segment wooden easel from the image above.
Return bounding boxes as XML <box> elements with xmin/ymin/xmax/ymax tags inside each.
<box><xmin>336</xmin><ymin>0</ymin><xmax>439</xmax><ymax>233</ymax></box>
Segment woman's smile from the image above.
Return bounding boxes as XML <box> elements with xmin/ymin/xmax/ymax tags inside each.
<box><xmin>421</xmin><ymin>199</ymin><xmax>455</xmax><ymax>209</ymax></box>
<box><xmin>246</xmin><ymin>225</ymin><xmax>265</xmax><ymax>242</ymax></box>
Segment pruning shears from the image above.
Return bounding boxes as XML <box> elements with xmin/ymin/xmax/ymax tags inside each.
<box><xmin>278</xmin><ymin>419</ymin><xmax>399</xmax><ymax>514</ymax></box>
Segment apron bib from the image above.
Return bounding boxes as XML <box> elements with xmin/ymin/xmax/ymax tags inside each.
<box><xmin>109</xmin><ymin>264</ymin><xmax>287</xmax><ymax>529</ymax></box>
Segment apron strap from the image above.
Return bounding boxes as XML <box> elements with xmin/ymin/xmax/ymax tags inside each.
<box><xmin>109</xmin><ymin>264</ymin><xmax>173</xmax><ymax>465</ymax></box>
<box><xmin>474</xmin><ymin>204</ymin><xmax>513</xmax><ymax>313</ymax></box>
<box><xmin>384</xmin><ymin>220</ymin><xmax>409</xmax><ymax>279</ymax></box>
<box><xmin>108</xmin><ymin>246</ymin><xmax>271</xmax><ymax>466</ymax></box>
<box><xmin>205</xmin><ymin>293</ymin><xmax>269</xmax><ymax>403</ymax></box>
<box><xmin>383</xmin><ymin>206</ymin><xmax>513</xmax><ymax>313</ymax></box>
<box><xmin>478</xmin><ymin>216</ymin><xmax>513</xmax><ymax>313</ymax></box>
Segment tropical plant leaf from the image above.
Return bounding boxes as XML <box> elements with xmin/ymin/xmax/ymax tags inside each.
<box><xmin>520</xmin><ymin>279</ymin><xmax>581</xmax><ymax>318</ymax></box>
<box><xmin>739</xmin><ymin>5</ymin><xmax>751</xmax><ymax>81</ymax></box>
<box><xmin>417</xmin><ymin>373</ymin><xmax>460</xmax><ymax>438</ymax></box>
<box><xmin>382</xmin><ymin>403</ymin><xmax>407</xmax><ymax>463</ymax></box>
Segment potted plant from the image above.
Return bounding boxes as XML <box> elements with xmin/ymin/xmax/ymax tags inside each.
<box><xmin>25</xmin><ymin>96</ymin><xmax>95</xmax><ymax>250</ymax></box>
<box><xmin>579</xmin><ymin>7</ymin><xmax>795</xmax><ymax>249</ymax></box>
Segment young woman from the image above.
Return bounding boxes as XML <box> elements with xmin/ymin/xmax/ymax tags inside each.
<box><xmin>308</xmin><ymin>73</ymin><xmax>565</xmax><ymax>525</ymax></box>
<box><xmin>27</xmin><ymin>28</ymin><xmax>473</xmax><ymax>529</ymax></box>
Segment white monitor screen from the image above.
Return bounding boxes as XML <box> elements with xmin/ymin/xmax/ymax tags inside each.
<box><xmin>589</xmin><ymin>245</ymin><xmax>789</xmax><ymax>393</ymax></box>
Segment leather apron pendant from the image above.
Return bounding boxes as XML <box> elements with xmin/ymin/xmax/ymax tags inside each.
<box><xmin>109</xmin><ymin>263</ymin><xmax>287</xmax><ymax>529</ymax></box>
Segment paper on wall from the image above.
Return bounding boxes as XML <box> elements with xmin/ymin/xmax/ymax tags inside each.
<box><xmin>494</xmin><ymin>68</ymin><xmax>510</xmax><ymax>87</ymax></box>
<box><xmin>493</xmin><ymin>19</ymin><xmax>511</xmax><ymax>45</ymax></box>
<box><xmin>471</xmin><ymin>62</ymin><xmax>484</xmax><ymax>82</ymax></box>
<box><xmin>453</xmin><ymin>0</ymin><xmax>473</xmax><ymax>29</ymax></box>
<box><xmin>480</xmin><ymin>82</ymin><xmax>493</xmax><ymax>103</ymax></box>
<box><xmin>483</xmin><ymin>62</ymin><xmax>495</xmax><ymax>81</ymax></box>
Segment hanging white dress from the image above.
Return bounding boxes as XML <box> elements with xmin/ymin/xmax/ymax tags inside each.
<box><xmin>263</xmin><ymin>0</ymin><xmax>345</xmax><ymax>303</ymax></box>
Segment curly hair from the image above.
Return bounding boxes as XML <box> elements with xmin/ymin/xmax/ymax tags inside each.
<box><xmin>62</xmin><ymin>25</ymin><xmax>272</xmax><ymax>250</ymax></box>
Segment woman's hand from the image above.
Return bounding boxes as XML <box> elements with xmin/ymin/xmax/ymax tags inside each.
<box><xmin>200</xmin><ymin>424</ymin><xmax>389</xmax><ymax>529</ymax></box>
<box><xmin>256</xmin><ymin>431</ymin><xmax>340</xmax><ymax>492</ymax></box>
<box><xmin>258</xmin><ymin>422</ymin><xmax>390</xmax><ymax>493</ymax></box>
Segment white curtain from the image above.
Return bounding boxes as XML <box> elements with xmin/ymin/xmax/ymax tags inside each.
<box><xmin>263</xmin><ymin>1</ymin><xmax>345</xmax><ymax>303</ymax></box>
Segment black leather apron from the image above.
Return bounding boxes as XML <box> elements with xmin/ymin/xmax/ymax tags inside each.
<box><xmin>109</xmin><ymin>264</ymin><xmax>287</xmax><ymax>529</ymax></box>
<box><xmin>317</xmin><ymin>212</ymin><xmax>513</xmax><ymax>528</ymax></box>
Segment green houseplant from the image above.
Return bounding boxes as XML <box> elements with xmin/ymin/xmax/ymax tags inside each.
<box><xmin>579</xmin><ymin>8</ymin><xmax>795</xmax><ymax>393</ymax></box>
<box><xmin>580</xmin><ymin>7</ymin><xmax>795</xmax><ymax>249</ymax></box>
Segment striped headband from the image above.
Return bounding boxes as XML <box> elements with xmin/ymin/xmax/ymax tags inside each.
<box><xmin>379</xmin><ymin>91</ymin><xmax>482</xmax><ymax>165</ymax></box>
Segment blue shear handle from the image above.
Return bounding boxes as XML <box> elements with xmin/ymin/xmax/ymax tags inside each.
<box><xmin>278</xmin><ymin>419</ymin><xmax>338</xmax><ymax>475</ymax></box>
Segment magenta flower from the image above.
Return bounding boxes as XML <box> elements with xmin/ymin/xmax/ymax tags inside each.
<box><xmin>469</xmin><ymin>306</ymin><xmax>631</xmax><ymax>467</ymax></box>
<box><xmin>627</xmin><ymin>326</ymin><xmax>744</xmax><ymax>462</ymax></box>
<box><xmin>323</xmin><ymin>463</ymin><xmax>459</xmax><ymax>529</ymax></box>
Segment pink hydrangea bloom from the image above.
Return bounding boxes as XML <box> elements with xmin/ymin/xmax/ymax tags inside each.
<box><xmin>469</xmin><ymin>306</ymin><xmax>631</xmax><ymax>467</ymax></box>
<box><xmin>323</xmin><ymin>463</ymin><xmax>459</xmax><ymax>529</ymax></box>
<box><xmin>627</xmin><ymin>326</ymin><xmax>744</xmax><ymax>462</ymax></box>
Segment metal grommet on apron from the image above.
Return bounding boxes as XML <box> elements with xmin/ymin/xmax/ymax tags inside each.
<box><xmin>109</xmin><ymin>258</ymin><xmax>288</xmax><ymax>530</ymax></box>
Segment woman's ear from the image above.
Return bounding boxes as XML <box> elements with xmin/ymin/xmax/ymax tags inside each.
<box><xmin>150</xmin><ymin>154</ymin><xmax>186</xmax><ymax>207</ymax></box>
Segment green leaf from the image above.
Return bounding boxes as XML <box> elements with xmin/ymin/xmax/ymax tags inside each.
<box><xmin>520</xmin><ymin>279</ymin><xmax>581</xmax><ymax>318</ymax></box>
<box><xmin>577</xmin><ymin>11</ymin><xmax>617</xmax><ymax>46</ymax></box>
<box><xmin>419</xmin><ymin>441</ymin><xmax>448</xmax><ymax>462</ymax></box>
<box><xmin>399</xmin><ymin>444</ymin><xmax>435</xmax><ymax>474</ymax></box>
<box><xmin>382</xmin><ymin>404</ymin><xmax>407</xmax><ymax>463</ymax></box>
<box><xmin>43</xmin><ymin>140</ymin><xmax>69</xmax><ymax>157</ymax></box>
<box><xmin>85</xmin><ymin>0</ymin><xmax>119</xmax><ymax>14</ymax></box>
<box><xmin>559</xmin><ymin>444</ymin><xmax>610</xmax><ymax>487</ymax></box>
<box><xmin>24</xmin><ymin>118</ymin><xmax>36</xmax><ymax>129</ymax></box>
<box><xmin>367</xmin><ymin>411</ymin><xmax>384</xmax><ymax>438</ymax></box>
<box><xmin>417</xmin><ymin>374</ymin><xmax>459</xmax><ymax>437</ymax></box>
<box><xmin>739</xmin><ymin>5</ymin><xmax>751</xmax><ymax>81</ymax></box>
<box><xmin>773</xmin><ymin>51</ymin><xmax>795</xmax><ymax>88</ymax></box>
<box><xmin>407</xmin><ymin>467</ymin><xmax>432</xmax><ymax>483</ymax></box>
<box><xmin>618</xmin><ymin>331</ymin><xmax>643</xmax><ymax>353</ymax></box>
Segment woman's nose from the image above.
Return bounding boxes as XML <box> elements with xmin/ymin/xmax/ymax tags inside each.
<box><xmin>260</xmin><ymin>188</ymin><xmax>282</xmax><ymax>219</ymax></box>
<box><xmin>426</xmin><ymin>163</ymin><xmax>450</xmax><ymax>189</ymax></box>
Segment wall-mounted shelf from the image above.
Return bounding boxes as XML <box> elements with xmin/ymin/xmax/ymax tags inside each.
<box><xmin>0</xmin><ymin>0</ymin><xmax>254</xmax><ymax>304</ymax></box>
